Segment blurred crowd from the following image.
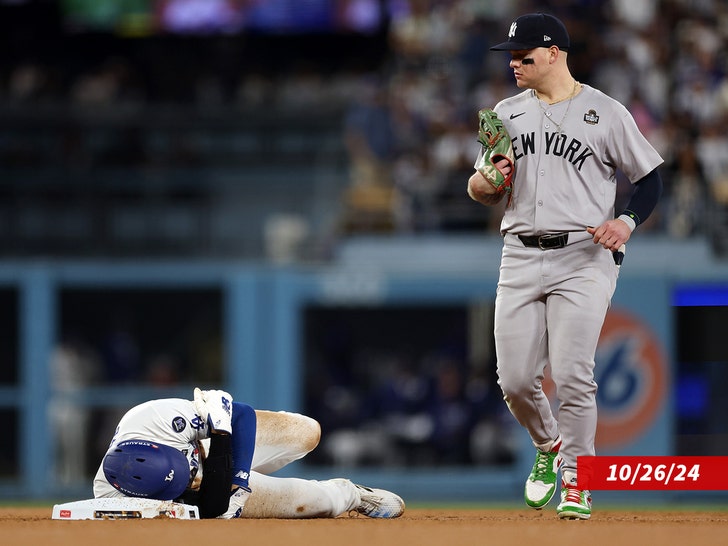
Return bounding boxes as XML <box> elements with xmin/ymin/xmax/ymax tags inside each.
<box><xmin>307</xmin><ymin>352</ymin><xmax>518</xmax><ymax>467</ymax></box>
<box><xmin>2</xmin><ymin>0</ymin><xmax>728</xmax><ymax>245</ymax></box>
<box><xmin>302</xmin><ymin>304</ymin><xmax>518</xmax><ymax>468</ymax></box>
<box><xmin>339</xmin><ymin>0</ymin><xmax>728</xmax><ymax>239</ymax></box>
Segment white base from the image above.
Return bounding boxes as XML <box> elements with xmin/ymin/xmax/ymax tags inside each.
<box><xmin>52</xmin><ymin>498</ymin><xmax>200</xmax><ymax>520</ymax></box>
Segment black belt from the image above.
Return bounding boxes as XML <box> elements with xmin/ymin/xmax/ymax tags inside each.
<box><xmin>518</xmin><ymin>233</ymin><xmax>569</xmax><ymax>250</ymax></box>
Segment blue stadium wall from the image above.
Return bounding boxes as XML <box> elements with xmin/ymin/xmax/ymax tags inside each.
<box><xmin>1</xmin><ymin>234</ymin><xmax>727</xmax><ymax>504</ymax></box>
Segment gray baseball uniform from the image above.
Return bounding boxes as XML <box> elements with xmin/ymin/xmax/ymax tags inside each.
<box><xmin>480</xmin><ymin>84</ymin><xmax>663</xmax><ymax>472</ymax></box>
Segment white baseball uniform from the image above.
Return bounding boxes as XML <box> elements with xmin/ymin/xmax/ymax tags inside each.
<box><xmin>477</xmin><ymin>84</ymin><xmax>663</xmax><ymax>473</ymax></box>
<box><xmin>93</xmin><ymin>399</ymin><xmax>360</xmax><ymax>518</ymax></box>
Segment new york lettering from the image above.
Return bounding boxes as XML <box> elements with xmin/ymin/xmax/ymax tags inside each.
<box><xmin>512</xmin><ymin>132</ymin><xmax>594</xmax><ymax>171</ymax></box>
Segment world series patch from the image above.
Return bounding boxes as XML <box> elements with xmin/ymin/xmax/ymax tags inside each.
<box><xmin>584</xmin><ymin>109</ymin><xmax>599</xmax><ymax>124</ymax></box>
<box><xmin>172</xmin><ymin>416</ymin><xmax>186</xmax><ymax>433</ymax></box>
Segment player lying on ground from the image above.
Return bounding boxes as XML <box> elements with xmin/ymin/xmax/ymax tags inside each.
<box><xmin>93</xmin><ymin>388</ymin><xmax>405</xmax><ymax>519</ymax></box>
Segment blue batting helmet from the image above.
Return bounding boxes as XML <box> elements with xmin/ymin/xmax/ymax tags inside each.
<box><xmin>102</xmin><ymin>440</ymin><xmax>190</xmax><ymax>500</ymax></box>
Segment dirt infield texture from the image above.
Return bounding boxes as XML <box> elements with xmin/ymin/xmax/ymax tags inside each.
<box><xmin>3</xmin><ymin>506</ymin><xmax>728</xmax><ymax>546</ymax></box>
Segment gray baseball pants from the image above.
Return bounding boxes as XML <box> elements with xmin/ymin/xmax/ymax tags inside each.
<box><xmin>494</xmin><ymin>233</ymin><xmax>619</xmax><ymax>473</ymax></box>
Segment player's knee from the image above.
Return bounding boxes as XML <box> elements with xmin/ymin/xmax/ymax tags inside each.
<box><xmin>497</xmin><ymin>374</ymin><xmax>536</xmax><ymax>402</ymax></box>
<box><xmin>298</xmin><ymin>414</ymin><xmax>321</xmax><ymax>453</ymax></box>
<box><xmin>279</xmin><ymin>412</ymin><xmax>321</xmax><ymax>453</ymax></box>
<box><xmin>255</xmin><ymin>409</ymin><xmax>320</xmax><ymax>453</ymax></box>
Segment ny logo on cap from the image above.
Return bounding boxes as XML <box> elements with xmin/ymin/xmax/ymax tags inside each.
<box><xmin>508</xmin><ymin>22</ymin><xmax>517</xmax><ymax>38</ymax></box>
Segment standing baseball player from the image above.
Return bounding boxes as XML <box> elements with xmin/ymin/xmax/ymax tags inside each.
<box><xmin>93</xmin><ymin>388</ymin><xmax>405</xmax><ymax>519</ymax></box>
<box><xmin>468</xmin><ymin>13</ymin><xmax>663</xmax><ymax>519</ymax></box>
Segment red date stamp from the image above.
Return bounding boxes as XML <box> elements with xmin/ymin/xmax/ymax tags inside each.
<box><xmin>577</xmin><ymin>456</ymin><xmax>728</xmax><ymax>490</ymax></box>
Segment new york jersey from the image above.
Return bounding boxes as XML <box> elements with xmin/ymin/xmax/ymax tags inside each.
<box><xmin>481</xmin><ymin>84</ymin><xmax>663</xmax><ymax>235</ymax></box>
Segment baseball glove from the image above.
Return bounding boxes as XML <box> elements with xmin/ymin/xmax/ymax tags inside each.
<box><xmin>475</xmin><ymin>108</ymin><xmax>515</xmax><ymax>196</ymax></box>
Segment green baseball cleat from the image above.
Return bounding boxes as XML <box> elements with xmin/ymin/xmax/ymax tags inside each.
<box><xmin>524</xmin><ymin>437</ymin><xmax>562</xmax><ymax>509</ymax></box>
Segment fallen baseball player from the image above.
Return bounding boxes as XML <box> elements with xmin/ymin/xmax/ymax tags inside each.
<box><xmin>54</xmin><ymin>388</ymin><xmax>404</xmax><ymax>520</ymax></box>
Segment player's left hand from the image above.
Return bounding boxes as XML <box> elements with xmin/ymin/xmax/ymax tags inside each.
<box><xmin>587</xmin><ymin>219</ymin><xmax>631</xmax><ymax>252</ymax></box>
<box><xmin>475</xmin><ymin>108</ymin><xmax>515</xmax><ymax>194</ymax></box>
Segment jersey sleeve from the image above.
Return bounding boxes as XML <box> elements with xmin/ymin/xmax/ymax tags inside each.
<box><xmin>607</xmin><ymin>106</ymin><xmax>664</xmax><ymax>183</ymax></box>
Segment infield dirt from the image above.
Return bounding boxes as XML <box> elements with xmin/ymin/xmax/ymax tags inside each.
<box><xmin>2</xmin><ymin>506</ymin><xmax>727</xmax><ymax>546</ymax></box>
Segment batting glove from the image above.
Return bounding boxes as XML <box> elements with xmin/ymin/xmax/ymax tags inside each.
<box><xmin>193</xmin><ymin>387</ymin><xmax>233</xmax><ymax>434</ymax></box>
<box><xmin>217</xmin><ymin>486</ymin><xmax>251</xmax><ymax>519</ymax></box>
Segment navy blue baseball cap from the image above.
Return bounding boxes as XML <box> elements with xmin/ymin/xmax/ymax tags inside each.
<box><xmin>490</xmin><ymin>13</ymin><xmax>570</xmax><ymax>51</ymax></box>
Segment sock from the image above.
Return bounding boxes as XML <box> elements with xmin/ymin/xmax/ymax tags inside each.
<box><xmin>562</xmin><ymin>469</ymin><xmax>577</xmax><ymax>487</ymax></box>
<box><xmin>536</xmin><ymin>434</ymin><xmax>561</xmax><ymax>453</ymax></box>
